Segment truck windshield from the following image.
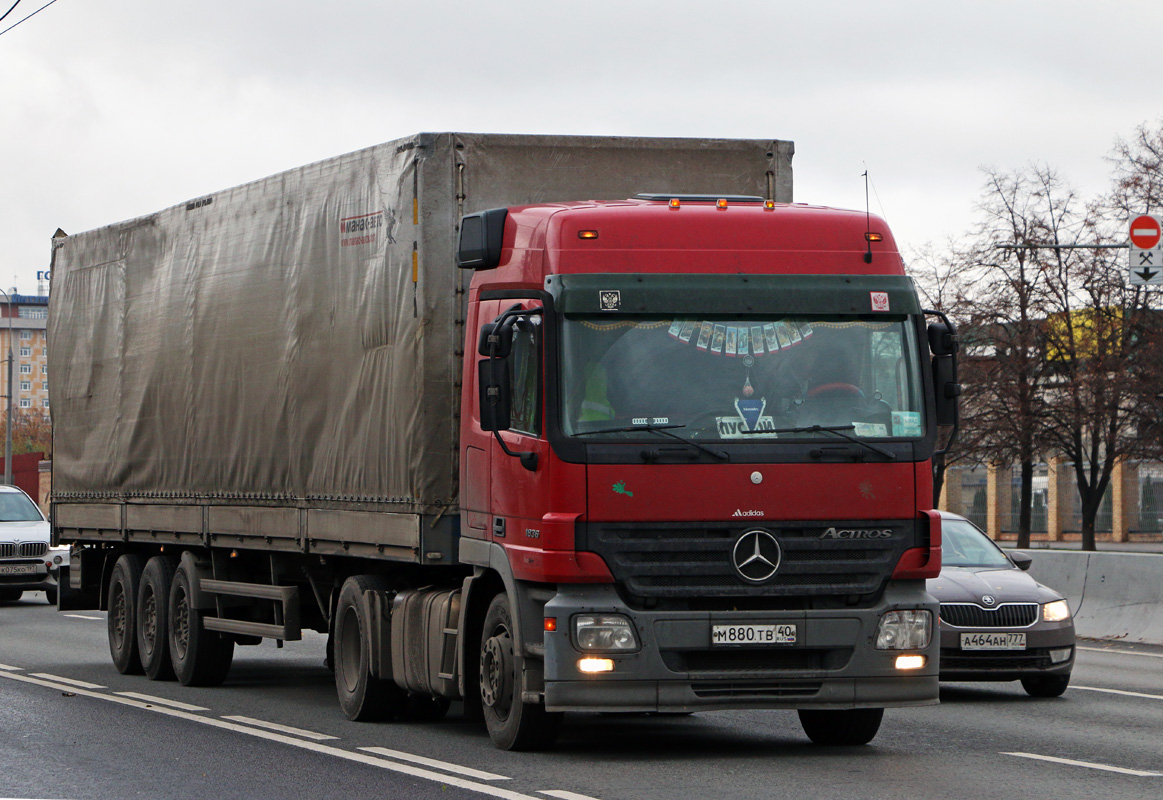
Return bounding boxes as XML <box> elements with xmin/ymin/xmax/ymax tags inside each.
<box><xmin>560</xmin><ymin>314</ymin><xmax>925</xmax><ymax>441</ymax></box>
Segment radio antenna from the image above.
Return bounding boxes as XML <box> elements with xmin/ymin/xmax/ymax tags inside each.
<box><xmin>862</xmin><ymin>169</ymin><xmax>873</xmax><ymax>264</ymax></box>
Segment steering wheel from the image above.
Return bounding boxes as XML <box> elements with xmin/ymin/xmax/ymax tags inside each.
<box><xmin>807</xmin><ymin>382</ymin><xmax>863</xmax><ymax>398</ymax></box>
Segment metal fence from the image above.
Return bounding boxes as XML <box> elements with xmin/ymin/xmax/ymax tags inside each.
<box><xmin>1140</xmin><ymin>463</ymin><xmax>1163</xmax><ymax>533</ymax></box>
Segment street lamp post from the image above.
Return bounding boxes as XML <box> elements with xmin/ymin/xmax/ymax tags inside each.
<box><xmin>0</xmin><ymin>289</ymin><xmax>12</xmax><ymax>486</ymax></box>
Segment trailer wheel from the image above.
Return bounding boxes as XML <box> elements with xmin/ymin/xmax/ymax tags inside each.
<box><xmin>334</xmin><ymin>575</ymin><xmax>406</xmax><ymax>721</ymax></box>
<box><xmin>108</xmin><ymin>554</ymin><xmax>146</xmax><ymax>675</ymax></box>
<box><xmin>479</xmin><ymin>593</ymin><xmax>562</xmax><ymax>751</ymax></box>
<box><xmin>138</xmin><ymin>556</ymin><xmax>177</xmax><ymax>680</ymax></box>
<box><xmin>168</xmin><ymin>561</ymin><xmax>234</xmax><ymax>686</ymax></box>
<box><xmin>798</xmin><ymin>708</ymin><xmax>884</xmax><ymax>746</ymax></box>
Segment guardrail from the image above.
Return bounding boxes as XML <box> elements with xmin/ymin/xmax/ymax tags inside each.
<box><xmin>1027</xmin><ymin>551</ymin><xmax>1163</xmax><ymax>645</ymax></box>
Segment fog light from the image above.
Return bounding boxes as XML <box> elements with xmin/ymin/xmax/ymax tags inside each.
<box><xmin>578</xmin><ymin>657</ymin><xmax>614</xmax><ymax>674</ymax></box>
<box><xmin>876</xmin><ymin>610</ymin><xmax>932</xmax><ymax>650</ymax></box>
<box><xmin>895</xmin><ymin>655</ymin><xmax>926</xmax><ymax>670</ymax></box>
<box><xmin>1049</xmin><ymin>647</ymin><xmax>1073</xmax><ymax>664</ymax></box>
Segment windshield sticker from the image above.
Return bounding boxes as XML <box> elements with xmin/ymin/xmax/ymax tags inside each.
<box><xmin>870</xmin><ymin>291</ymin><xmax>890</xmax><ymax>312</ymax></box>
<box><xmin>711</xmin><ymin>325</ymin><xmax>726</xmax><ymax>353</ymax></box>
<box><xmin>724</xmin><ymin>326</ymin><xmax>737</xmax><ymax>356</ymax></box>
<box><xmin>788</xmin><ymin>323</ymin><xmax>803</xmax><ymax>344</ymax></box>
<box><xmin>679</xmin><ymin>320</ymin><xmax>697</xmax><ymax>342</ymax></box>
<box><xmin>599</xmin><ymin>290</ymin><xmax>622</xmax><ymax>311</ymax></box>
<box><xmin>717</xmin><ymin>415</ymin><xmax>777</xmax><ymax>438</ymax></box>
<box><xmin>696</xmin><ymin>322</ymin><xmax>713</xmax><ymax>350</ymax></box>
<box><xmin>775</xmin><ymin>323</ymin><xmax>794</xmax><ymax>349</ymax></box>
<box><xmin>892</xmin><ymin>411</ymin><xmax>923</xmax><ymax>437</ymax></box>
<box><xmin>853</xmin><ymin>422</ymin><xmax>888</xmax><ymax>437</ymax></box>
<box><xmin>751</xmin><ymin>326</ymin><xmax>766</xmax><ymax>355</ymax></box>
<box><xmin>612</xmin><ymin>480</ymin><xmax>634</xmax><ymax>497</ymax></box>
<box><xmin>763</xmin><ymin>324</ymin><xmax>781</xmax><ymax>352</ymax></box>
<box><xmin>667</xmin><ymin>320</ymin><xmax>684</xmax><ymax>338</ymax></box>
<box><xmin>798</xmin><ymin>321</ymin><xmax>815</xmax><ymax>338</ymax></box>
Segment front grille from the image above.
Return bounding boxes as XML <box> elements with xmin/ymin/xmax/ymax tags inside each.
<box><xmin>940</xmin><ymin>603</ymin><xmax>1038</xmax><ymax>628</ymax></box>
<box><xmin>0</xmin><ymin>542</ymin><xmax>48</xmax><ymax>559</ymax></box>
<box><xmin>940</xmin><ymin>649</ymin><xmax>1053</xmax><ymax>672</ymax></box>
<box><xmin>691</xmin><ymin>680</ymin><xmax>823</xmax><ymax>699</ymax></box>
<box><xmin>581</xmin><ymin>520</ymin><xmax>914</xmax><ymax>599</ymax></box>
<box><xmin>664</xmin><ymin>647</ymin><xmax>852</xmax><ymax>673</ymax></box>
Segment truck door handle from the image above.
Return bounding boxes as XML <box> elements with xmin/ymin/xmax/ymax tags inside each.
<box><xmin>492</xmin><ymin>517</ymin><xmax>506</xmax><ymax>538</ymax></box>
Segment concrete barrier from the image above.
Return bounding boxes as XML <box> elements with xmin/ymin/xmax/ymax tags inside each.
<box><xmin>1027</xmin><ymin>551</ymin><xmax>1163</xmax><ymax>645</ymax></box>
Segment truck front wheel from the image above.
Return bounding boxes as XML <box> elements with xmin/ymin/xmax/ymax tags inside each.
<box><xmin>108</xmin><ymin>554</ymin><xmax>146</xmax><ymax>675</ymax></box>
<box><xmin>798</xmin><ymin>708</ymin><xmax>884</xmax><ymax>746</ymax></box>
<box><xmin>168</xmin><ymin>562</ymin><xmax>234</xmax><ymax>686</ymax></box>
<box><xmin>479</xmin><ymin>593</ymin><xmax>562</xmax><ymax>751</ymax></box>
<box><xmin>333</xmin><ymin>575</ymin><xmax>406</xmax><ymax>721</ymax></box>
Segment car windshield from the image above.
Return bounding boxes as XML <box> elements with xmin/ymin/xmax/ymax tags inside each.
<box><xmin>560</xmin><ymin>314</ymin><xmax>925</xmax><ymax>441</ymax></box>
<box><xmin>942</xmin><ymin>518</ymin><xmax>1013</xmax><ymax>569</ymax></box>
<box><xmin>0</xmin><ymin>491</ymin><xmax>43</xmax><ymax>522</ymax></box>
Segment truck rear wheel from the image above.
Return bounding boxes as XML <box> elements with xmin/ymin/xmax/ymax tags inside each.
<box><xmin>137</xmin><ymin>556</ymin><xmax>177</xmax><ymax>680</ymax></box>
<box><xmin>108</xmin><ymin>554</ymin><xmax>146</xmax><ymax>675</ymax></box>
<box><xmin>479</xmin><ymin>593</ymin><xmax>562</xmax><ymax>751</ymax></box>
<box><xmin>334</xmin><ymin>575</ymin><xmax>406</xmax><ymax>721</ymax></box>
<box><xmin>168</xmin><ymin>561</ymin><xmax>234</xmax><ymax>686</ymax></box>
<box><xmin>798</xmin><ymin>708</ymin><xmax>884</xmax><ymax>746</ymax></box>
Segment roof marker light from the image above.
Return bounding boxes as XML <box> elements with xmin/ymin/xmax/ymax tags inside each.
<box><xmin>764</xmin><ymin>200</ymin><xmax>776</xmax><ymax>210</ymax></box>
<box><xmin>716</xmin><ymin>198</ymin><xmax>728</xmax><ymax>209</ymax></box>
<box><xmin>865</xmin><ymin>232</ymin><xmax>884</xmax><ymax>242</ymax></box>
<box><xmin>578</xmin><ymin>230</ymin><xmax>599</xmax><ymax>240</ymax></box>
<box><xmin>669</xmin><ymin>198</ymin><xmax>681</xmax><ymax>209</ymax></box>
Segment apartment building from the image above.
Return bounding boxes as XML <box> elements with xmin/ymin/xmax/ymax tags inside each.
<box><xmin>0</xmin><ymin>293</ymin><xmax>50</xmax><ymax>417</ymax></box>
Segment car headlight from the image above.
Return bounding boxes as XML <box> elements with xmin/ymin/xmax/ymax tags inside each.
<box><xmin>876</xmin><ymin>610</ymin><xmax>932</xmax><ymax>650</ymax></box>
<box><xmin>1042</xmin><ymin>600</ymin><xmax>1070</xmax><ymax>623</ymax></box>
<box><xmin>575</xmin><ymin>614</ymin><xmax>639</xmax><ymax>652</ymax></box>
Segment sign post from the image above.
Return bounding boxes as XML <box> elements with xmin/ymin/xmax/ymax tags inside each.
<box><xmin>1129</xmin><ymin>214</ymin><xmax>1163</xmax><ymax>285</ymax></box>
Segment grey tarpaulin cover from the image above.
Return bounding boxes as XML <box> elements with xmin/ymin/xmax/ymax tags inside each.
<box><xmin>49</xmin><ymin>133</ymin><xmax>793</xmax><ymax>514</ymax></box>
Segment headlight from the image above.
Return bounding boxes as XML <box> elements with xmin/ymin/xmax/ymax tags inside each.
<box><xmin>1042</xmin><ymin>600</ymin><xmax>1070</xmax><ymax>623</ymax></box>
<box><xmin>575</xmin><ymin>614</ymin><xmax>639</xmax><ymax>652</ymax></box>
<box><xmin>876</xmin><ymin>610</ymin><xmax>932</xmax><ymax>650</ymax></box>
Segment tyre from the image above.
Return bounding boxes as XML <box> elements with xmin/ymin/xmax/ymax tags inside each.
<box><xmin>798</xmin><ymin>708</ymin><xmax>884</xmax><ymax>746</ymax></box>
<box><xmin>479</xmin><ymin>593</ymin><xmax>563</xmax><ymax>751</ymax></box>
<box><xmin>0</xmin><ymin>588</ymin><xmax>23</xmax><ymax>602</ymax></box>
<box><xmin>333</xmin><ymin>575</ymin><xmax>406</xmax><ymax>721</ymax></box>
<box><xmin>168</xmin><ymin>561</ymin><xmax>234</xmax><ymax>687</ymax></box>
<box><xmin>107</xmin><ymin>554</ymin><xmax>146</xmax><ymax>675</ymax></box>
<box><xmin>1021</xmin><ymin>673</ymin><xmax>1070</xmax><ymax>698</ymax></box>
<box><xmin>137</xmin><ymin>557</ymin><xmax>177</xmax><ymax>680</ymax></box>
<box><xmin>45</xmin><ymin>586</ymin><xmax>57</xmax><ymax>606</ymax></box>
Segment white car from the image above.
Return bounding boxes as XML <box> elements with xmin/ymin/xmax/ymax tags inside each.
<box><xmin>0</xmin><ymin>484</ymin><xmax>65</xmax><ymax>605</ymax></box>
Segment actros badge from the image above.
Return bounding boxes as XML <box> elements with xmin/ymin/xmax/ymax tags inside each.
<box><xmin>732</xmin><ymin>529</ymin><xmax>782</xmax><ymax>583</ymax></box>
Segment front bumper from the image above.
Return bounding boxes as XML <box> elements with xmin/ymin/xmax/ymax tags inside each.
<box><xmin>542</xmin><ymin>581</ymin><xmax>939</xmax><ymax>712</ymax></box>
<box><xmin>0</xmin><ymin>561</ymin><xmax>58</xmax><ymax>593</ymax></box>
<box><xmin>937</xmin><ymin>621</ymin><xmax>1076</xmax><ymax>681</ymax></box>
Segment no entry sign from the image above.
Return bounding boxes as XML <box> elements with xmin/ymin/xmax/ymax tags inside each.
<box><xmin>1130</xmin><ymin>215</ymin><xmax>1162</xmax><ymax>249</ymax></box>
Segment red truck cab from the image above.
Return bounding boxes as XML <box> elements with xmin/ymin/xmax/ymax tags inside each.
<box><xmin>456</xmin><ymin>196</ymin><xmax>957</xmax><ymax>749</ymax></box>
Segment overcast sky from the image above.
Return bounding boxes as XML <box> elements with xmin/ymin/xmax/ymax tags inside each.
<box><xmin>2</xmin><ymin>1</ymin><xmax>1158</xmax><ymax>295</ymax></box>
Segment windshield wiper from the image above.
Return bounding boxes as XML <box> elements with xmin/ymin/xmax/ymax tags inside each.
<box><xmin>742</xmin><ymin>424</ymin><xmax>896</xmax><ymax>461</ymax></box>
<box><xmin>575</xmin><ymin>423</ymin><xmax>729</xmax><ymax>462</ymax></box>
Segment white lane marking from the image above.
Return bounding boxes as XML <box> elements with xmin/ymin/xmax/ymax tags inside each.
<box><xmin>360</xmin><ymin>747</ymin><xmax>509</xmax><ymax>781</ymax></box>
<box><xmin>539</xmin><ymin>791</ymin><xmax>605</xmax><ymax>800</ymax></box>
<box><xmin>0</xmin><ymin>671</ymin><xmax>552</xmax><ymax>800</ymax></box>
<box><xmin>1078</xmin><ymin>645</ymin><xmax>1163</xmax><ymax>659</ymax></box>
<box><xmin>29</xmin><ymin>673</ymin><xmax>105</xmax><ymax>690</ymax></box>
<box><xmin>1072</xmin><ymin>685</ymin><xmax>1163</xmax><ymax>701</ymax></box>
<box><xmin>61</xmin><ymin>613</ymin><xmax>102</xmax><ymax>620</ymax></box>
<box><xmin>0</xmin><ymin>663</ymin><xmax>22</xmax><ymax>671</ymax></box>
<box><xmin>224</xmin><ymin>715</ymin><xmax>338</xmax><ymax>741</ymax></box>
<box><xmin>116</xmin><ymin>692</ymin><xmax>209</xmax><ymax>712</ymax></box>
<box><xmin>1003</xmin><ymin>751</ymin><xmax>1161</xmax><ymax>777</ymax></box>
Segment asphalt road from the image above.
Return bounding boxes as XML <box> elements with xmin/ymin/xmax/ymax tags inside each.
<box><xmin>2</xmin><ymin>590</ymin><xmax>1162</xmax><ymax>800</ymax></box>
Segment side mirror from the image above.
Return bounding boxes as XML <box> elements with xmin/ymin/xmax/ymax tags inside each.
<box><xmin>478</xmin><ymin>321</ymin><xmax>514</xmax><ymax>358</ymax></box>
<box><xmin>1009</xmin><ymin>551</ymin><xmax>1033</xmax><ymax>571</ymax></box>
<box><xmin>927</xmin><ymin>321</ymin><xmax>961</xmax><ymax>427</ymax></box>
<box><xmin>478</xmin><ymin>358</ymin><xmax>512</xmax><ymax>432</ymax></box>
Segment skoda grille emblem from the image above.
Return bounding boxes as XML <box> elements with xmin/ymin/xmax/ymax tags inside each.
<box><xmin>732</xmin><ymin>529</ymin><xmax>782</xmax><ymax>583</ymax></box>
<box><xmin>981</xmin><ymin>595</ymin><xmax>997</xmax><ymax>607</ymax></box>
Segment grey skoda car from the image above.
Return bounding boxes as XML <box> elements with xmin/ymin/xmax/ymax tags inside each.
<box><xmin>928</xmin><ymin>512</ymin><xmax>1075</xmax><ymax>697</ymax></box>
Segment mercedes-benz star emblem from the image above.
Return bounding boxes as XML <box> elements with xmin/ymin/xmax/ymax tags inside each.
<box><xmin>981</xmin><ymin>595</ymin><xmax>996</xmax><ymax>606</ymax></box>
<box><xmin>732</xmin><ymin>529</ymin><xmax>782</xmax><ymax>583</ymax></box>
